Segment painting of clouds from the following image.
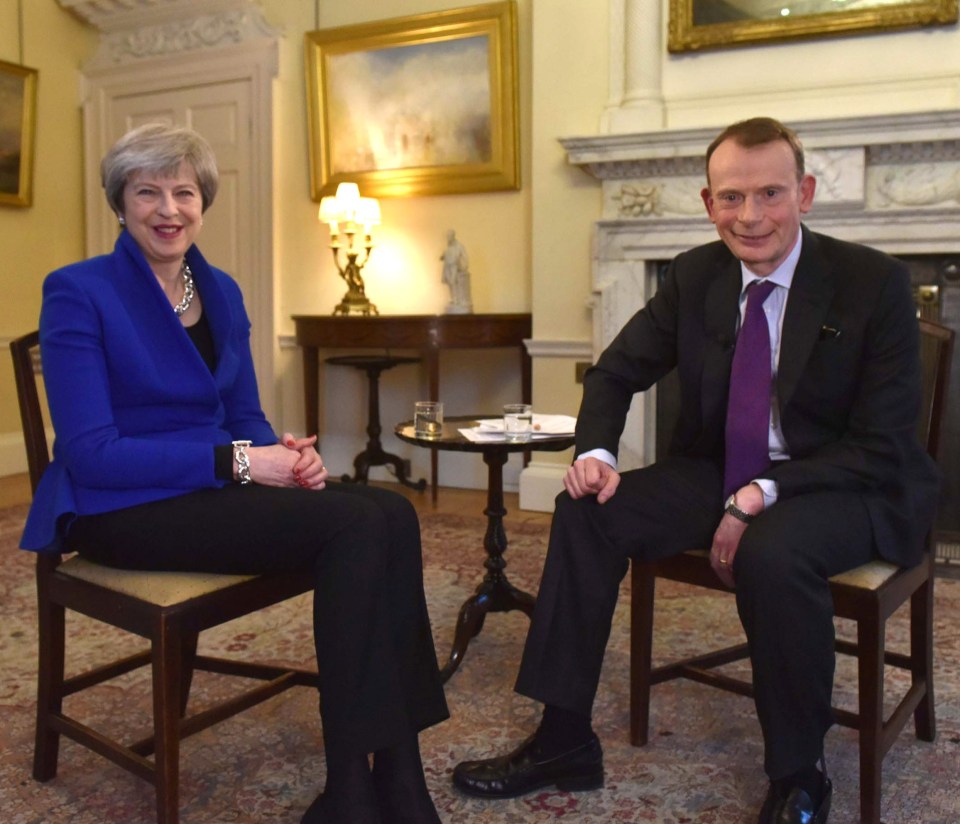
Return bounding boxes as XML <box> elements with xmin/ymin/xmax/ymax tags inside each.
<box><xmin>326</xmin><ymin>35</ymin><xmax>491</xmax><ymax>174</ymax></box>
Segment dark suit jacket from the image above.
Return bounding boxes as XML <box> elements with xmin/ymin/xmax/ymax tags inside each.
<box><xmin>577</xmin><ymin>226</ymin><xmax>939</xmax><ymax>568</ymax></box>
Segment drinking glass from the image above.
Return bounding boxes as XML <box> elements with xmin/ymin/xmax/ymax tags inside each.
<box><xmin>414</xmin><ymin>401</ymin><xmax>444</xmax><ymax>439</ymax></box>
<box><xmin>503</xmin><ymin>403</ymin><xmax>532</xmax><ymax>443</ymax></box>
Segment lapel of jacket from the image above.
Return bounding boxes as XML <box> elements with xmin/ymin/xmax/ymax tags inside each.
<box><xmin>184</xmin><ymin>246</ymin><xmax>239</xmax><ymax>386</ymax></box>
<box><xmin>701</xmin><ymin>252</ymin><xmax>743</xmax><ymax>427</ymax></box>
<box><xmin>777</xmin><ymin>227</ymin><xmax>835</xmax><ymax>410</ymax></box>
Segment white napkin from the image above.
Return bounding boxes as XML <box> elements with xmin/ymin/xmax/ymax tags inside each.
<box><xmin>472</xmin><ymin>413</ymin><xmax>577</xmax><ymax>435</ymax></box>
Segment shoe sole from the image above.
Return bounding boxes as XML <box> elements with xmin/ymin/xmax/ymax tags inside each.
<box><xmin>453</xmin><ymin>768</ymin><xmax>604</xmax><ymax>799</ymax></box>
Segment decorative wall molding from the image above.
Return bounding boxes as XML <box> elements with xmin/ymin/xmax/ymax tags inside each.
<box><xmin>57</xmin><ymin>0</ymin><xmax>277</xmax><ymax>67</ymax></box>
<box><xmin>524</xmin><ymin>339</ymin><xmax>593</xmax><ymax>359</ymax></box>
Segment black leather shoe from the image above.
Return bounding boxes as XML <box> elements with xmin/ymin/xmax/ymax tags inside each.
<box><xmin>758</xmin><ymin>775</ymin><xmax>832</xmax><ymax>823</ymax></box>
<box><xmin>452</xmin><ymin>733</ymin><xmax>604</xmax><ymax>799</ymax></box>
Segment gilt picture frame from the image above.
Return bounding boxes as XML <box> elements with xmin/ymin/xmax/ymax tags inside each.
<box><xmin>669</xmin><ymin>0</ymin><xmax>959</xmax><ymax>53</ymax></box>
<box><xmin>304</xmin><ymin>1</ymin><xmax>519</xmax><ymax>199</ymax></box>
<box><xmin>0</xmin><ymin>59</ymin><xmax>38</xmax><ymax>208</ymax></box>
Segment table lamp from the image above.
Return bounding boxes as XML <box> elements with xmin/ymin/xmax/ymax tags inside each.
<box><xmin>318</xmin><ymin>182</ymin><xmax>381</xmax><ymax>316</ymax></box>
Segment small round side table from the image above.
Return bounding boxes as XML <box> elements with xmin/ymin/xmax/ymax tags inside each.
<box><xmin>396</xmin><ymin>415</ymin><xmax>575</xmax><ymax>681</ymax></box>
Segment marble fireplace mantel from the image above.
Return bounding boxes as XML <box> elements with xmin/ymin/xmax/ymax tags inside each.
<box><xmin>560</xmin><ymin>110</ymin><xmax>960</xmax><ymax>471</ymax></box>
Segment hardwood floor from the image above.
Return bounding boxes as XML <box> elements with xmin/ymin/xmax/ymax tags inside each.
<box><xmin>0</xmin><ymin>473</ymin><xmax>32</xmax><ymax>509</ymax></box>
<box><xmin>0</xmin><ymin>471</ymin><xmax>554</xmax><ymax>526</ymax></box>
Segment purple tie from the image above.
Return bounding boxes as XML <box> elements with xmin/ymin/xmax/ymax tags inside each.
<box><xmin>724</xmin><ymin>279</ymin><xmax>776</xmax><ymax>499</ymax></box>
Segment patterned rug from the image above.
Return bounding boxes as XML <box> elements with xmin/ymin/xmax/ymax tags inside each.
<box><xmin>1</xmin><ymin>503</ymin><xmax>958</xmax><ymax>823</ymax></box>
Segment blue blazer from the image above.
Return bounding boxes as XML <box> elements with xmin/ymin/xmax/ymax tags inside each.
<box><xmin>21</xmin><ymin>231</ymin><xmax>277</xmax><ymax>552</ymax></box>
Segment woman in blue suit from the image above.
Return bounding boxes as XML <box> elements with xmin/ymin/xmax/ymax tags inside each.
<box><xmin>20</xmin><ymin>123</ymin><xmax>448</xmax><ymax>824</ymax></box>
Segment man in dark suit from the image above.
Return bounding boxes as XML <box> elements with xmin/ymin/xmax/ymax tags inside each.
<box><xmin>452</xmin><ymin>117</ymin><xmax>940</xmax><ymax>823</ymax></box>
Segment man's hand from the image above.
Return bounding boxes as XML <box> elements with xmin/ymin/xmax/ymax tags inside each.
<box><xmin>709</xmin><ymin>483</ymin><xmax>764</xmax><ymax>588</ymax></box>
<box><xmin>563</xmin><ymin>456</ymin><xmax>620</xmax><ymax>503</ymax></box>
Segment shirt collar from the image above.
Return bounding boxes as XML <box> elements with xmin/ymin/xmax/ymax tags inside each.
<box><xmin>739</xmin><ymin>227</ymin><xmax>802</xmax><ymax>293</ymax></box>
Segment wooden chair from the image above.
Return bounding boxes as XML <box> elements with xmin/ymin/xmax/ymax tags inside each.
<box><xmin>629</xmin><ymin>318</ymin><xmax>954</xmax><ymax>824</ymax></box>
<box><xmin>10</xmin><ymin>330</ymin><xmax>320</xmax><ymax>824</ymax></box>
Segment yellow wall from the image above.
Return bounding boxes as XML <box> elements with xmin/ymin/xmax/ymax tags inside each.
<box><xmin>529</xmin><ymin>0</ymin><xmax>608</xmax><ymax>448</ymax></box>
<box><xmin>0</xmin><ymin>0</ymin><xmax>96</xmax><ymax>473</ymax></box>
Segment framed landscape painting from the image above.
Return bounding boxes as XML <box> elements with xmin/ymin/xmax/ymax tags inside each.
<box><xmin>0</xmin><ymin>59</ymin><xmax>38</xmax><ymax>207</ymax></box>
<box><xmin>670</xmin><ymin>0</ymin><xmax>959</xmax><ymax>52</ymax></box>
<box><xmin>305</xmin><ymin>1</ymin><xmax>519</xmax><ymax>198</ymax></box>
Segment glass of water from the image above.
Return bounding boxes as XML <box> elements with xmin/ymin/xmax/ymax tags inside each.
<box><xmin>503</xmin><ymin>403</ymin><xmax>532</xmax><ymax>443</ymax></box>
<box><xmin>414</xmin><ymin>401</ymin><xmax>444</xmax><ymax>439</ymax></box>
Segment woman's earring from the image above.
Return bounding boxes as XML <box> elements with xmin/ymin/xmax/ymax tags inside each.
<box><xmin>118</xmin><ymin>215</ymin><xmax>126</xmax><ymax>226</ymax></box>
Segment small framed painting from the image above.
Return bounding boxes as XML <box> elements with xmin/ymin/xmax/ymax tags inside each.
<box><xmin>0</xmin><ymin>59</ymin><xmax>38</xmax><ymax>208</ymax></box>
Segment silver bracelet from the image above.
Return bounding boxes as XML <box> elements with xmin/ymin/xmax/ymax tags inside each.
<box><xmin>233</xmin><ymin>440</ymin><xmax>253</xmax><ymax>485</ymax></box>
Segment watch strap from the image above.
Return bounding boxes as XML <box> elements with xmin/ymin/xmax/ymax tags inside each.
<box><xmin>724</xmin><ymin>495</ymin><xmax>756</xmax><ymax>524</ymax></box>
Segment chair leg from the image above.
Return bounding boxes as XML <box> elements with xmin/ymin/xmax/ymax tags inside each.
<box><xmin>179</xmin><ymin>633</ymin><xmax>199</xmax><ymax>718</ymax></box>
<box><xmin>911</xmin><ymin>558</ymin><xmax>936</xmax><ymax>742</ymax></box>
<box><xmin>153</xmin><ymin>621</ymin><xmax>183</xmax><ymax>824</ymax></box>
<box><xmin>856</xmin><ymin>608</ymin><xmax>885</xmax><ymax>824</ymax></box>
<box><xmin>630</xmin><ymin>562</ymin><xmax>657</xmax><ymax>747</ymax></box>
<box><xmin>33</xmin><ymin>592</ymin><xmax>65</xmax><ymax>782</ymax></box>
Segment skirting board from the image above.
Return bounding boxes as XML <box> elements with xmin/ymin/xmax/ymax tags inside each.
<box><xmin>519</xmin><ymin>461</ymin><xmax>566</xmax><ymax>513</ymax></box>
<box><xmin>0</xmin><ymin>431</ymin><xmax>29</xmax><ymax>479</ymax></box>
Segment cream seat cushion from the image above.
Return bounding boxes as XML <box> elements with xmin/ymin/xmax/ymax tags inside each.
<box><xmin>680</xmin><ymin>550</ymin><xmax>900</xmax><ymax>592</ymax></box>
<box><xmin>58</xmin><ymin>555</ymin><xmax>256</xmax><ymax>607</ymax></box>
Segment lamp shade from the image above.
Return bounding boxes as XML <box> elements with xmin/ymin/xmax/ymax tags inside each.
<box><xmin>356</xmin><ymin>197</ymin><xmax>381</xmax><ymax>228</ymax></box>
<box><xmin>318</xmin><ymin>182</ymin><xmax>379</xmax><ymax>233</ymax></box>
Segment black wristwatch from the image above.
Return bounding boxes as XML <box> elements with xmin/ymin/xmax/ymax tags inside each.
<box><xmin>724</xmin><ymin>494</ymin><xmax>756</xmax><ymax>524</ymax></box>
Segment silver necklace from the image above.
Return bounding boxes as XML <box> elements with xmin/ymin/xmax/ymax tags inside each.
<box><xmin>173</xmin><ymin>261</ymin><xmax>196</xmax><ymax>317</ymax></box>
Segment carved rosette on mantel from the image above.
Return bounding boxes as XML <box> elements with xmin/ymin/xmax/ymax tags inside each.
<box><xmin>560</xmin><ymin>110</ymin><xmax>960</xmax><ymax>471</ymax></box>
<box><xmin>57</xmin><ymin>0</ymin><xmax>275</xmax><ymax>67</ymax></box>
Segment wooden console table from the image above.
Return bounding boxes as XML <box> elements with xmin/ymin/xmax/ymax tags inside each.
<box><xmin>292</xmin><ymin>313</ymin><xmax>532</xmax><ymax>496</ymax></box>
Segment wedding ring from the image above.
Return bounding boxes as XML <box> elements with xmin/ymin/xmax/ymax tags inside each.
<box><xmin>719</xmin><ymin>558</ymin><xmax>729</xmax><ymax>565</ymax></box>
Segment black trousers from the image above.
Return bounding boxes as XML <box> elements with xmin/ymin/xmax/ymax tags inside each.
<box><xmin>514</xmin><ymin>455</ymin><xmax>876</xmax><ymax>779</ymax></box>
<box><xmin>66</xmin><ymin>482</ymin><xmax>449</xmax><ymax>754</ymax></box>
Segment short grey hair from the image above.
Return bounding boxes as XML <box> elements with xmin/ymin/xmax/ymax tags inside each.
<box><xmin>101</xmin><ymin>123</ymin><xmax>219</xmax><ymax>216</ymax></box>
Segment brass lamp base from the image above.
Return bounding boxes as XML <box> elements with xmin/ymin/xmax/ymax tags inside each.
<box><xmin>333</xmin><ymin>292</ymin><xmax>379</xmax><ymax>316</ymax></box>
<box><xmin>331</xmin><ymin>251</ymin><xmax>378</xmax><ymax>316</ymax></box>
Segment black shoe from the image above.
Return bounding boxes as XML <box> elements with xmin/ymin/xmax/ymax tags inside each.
<box><xmin>758</xmin><ymin>775</ymin><xmax>832</xmax><ymax>824</ymax></box>
<box><xmin>452</xmin><ymin>732</ymin><xmax>604</xmax><ymax>799</ymax></box>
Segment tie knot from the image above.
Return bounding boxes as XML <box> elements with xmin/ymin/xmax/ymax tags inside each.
<box><xmin>747</xmin><ymin>279</ymin><xmax>776</xmax><ymax>306</ymax></box>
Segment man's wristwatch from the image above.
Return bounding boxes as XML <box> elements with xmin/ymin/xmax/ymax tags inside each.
<box><xmin>724</xmin><ymin>494</ymin><xmax>756</xmax><ymax>524</ymax></box>
<box><xmin>233</xmin><ymin>440</ymin><xmax>253</xmax><ymax>485</ymax></box>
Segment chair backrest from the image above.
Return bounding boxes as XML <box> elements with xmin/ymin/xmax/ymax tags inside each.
<box><xmin>9</xmin><ymin>330</ymin><xmax>49</xmax><ymax>495</ymax></box>
<box><xmin>917</xmin><ymin>318</ymin><xmax>954</xmax><ymax>463</ymax></box>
